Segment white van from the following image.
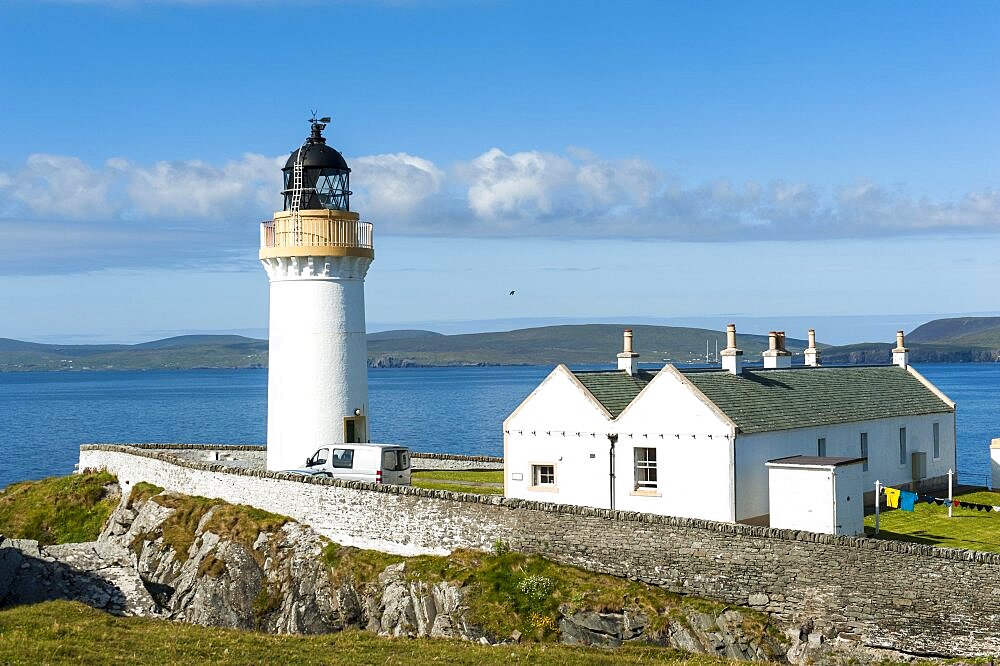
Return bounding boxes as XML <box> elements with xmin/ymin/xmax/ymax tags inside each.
<box><xmin>301</xmin><ymin>443</ymin><xmax>411</xmax><ymax>485</ymax></box>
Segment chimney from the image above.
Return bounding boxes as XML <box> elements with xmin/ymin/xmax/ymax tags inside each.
<box><xmin>892</xmin><ymin>329</ymin><xmax>909</xmax><ymax>368</ymax></box>
<box><xmin>763</xmin><ymin>330</ymin><xmax>792</xmax><ymax>369</ymax></box>
<box><xmin>617</xmin><ymin>328</ymin><xmax>640</xmax><ymax>376</ymax></box>
<box><xmin>720</xmin><ymin>323</ymin><xmax>744</xmax><ymax>375</ymax></box>
<box><xmin>804</xmin><ymin>328</ymin><xmax>821</xmax><ymax>367</ymax></box>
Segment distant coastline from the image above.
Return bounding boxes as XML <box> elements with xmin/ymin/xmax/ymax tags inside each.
<box><xmin>3</xmin><ymin>317</ymin><xmax>1000</xmax><ymax>372</ymax></box>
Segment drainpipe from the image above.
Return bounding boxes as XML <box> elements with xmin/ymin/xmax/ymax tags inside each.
<box><xmin>607</xmin><ymin>433</ymin><xmax>618</xmax><ymax>510</ymax></box>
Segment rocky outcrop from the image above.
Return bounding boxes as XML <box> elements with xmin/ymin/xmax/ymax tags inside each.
<box><xmin>0</xmin><ymin>536</ymin><xmax>158</xmax><ymax>616</ymax></box>
<box><xmin>3</xmin><ymin>488</ymin><xmax>928</xmax><ymax>663</ymax></box>
<box><xmin>559</xmin><ymin>606</ymin><xmax>787</xmax><ymax>661</ymax></box>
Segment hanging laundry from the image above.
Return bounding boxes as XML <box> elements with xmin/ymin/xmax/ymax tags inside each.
<box><xmin>884</xmin><ymin>487</ymin><xmax>901</xmax><ymax>509</ymax></box>
<box><xmin>953</xmin><ymin>500</ymin><xmax>960</xmax><ymax>507</ymax></box>
<box><xmin>934</xmin><ymin>498</ymin><xmax>945</xmax><ymax>506</ymax></box>
<box><xmin>993</xmin><ymin>506</ymin><xmax>1000</xmax><ymax>512</ymax></box>
<box><xmin>922</xmin><ymin>495</ymin><xmax>935</xmax><ymax>504</ymax></box>
<box><xmin>899</xmin><ymin>491</ymin><xmax>917</xmax><ymax>512</ymax></box>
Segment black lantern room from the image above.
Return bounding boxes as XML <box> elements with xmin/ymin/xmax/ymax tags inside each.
<box><xmin>282</xmin><ymin>117</ymin><xmax>352</xmax><ymax>212</ymax></box>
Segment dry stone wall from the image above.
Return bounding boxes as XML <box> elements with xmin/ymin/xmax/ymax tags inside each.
<box><xmin>78</xmin><ymin>445</ymin><xmax>1000</xmax><ymax>657</ymax></box>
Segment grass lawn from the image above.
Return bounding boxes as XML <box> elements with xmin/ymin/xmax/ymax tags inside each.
<box><xmin>0</xmin><ymin>472</ymin><xmax>119</xmax><ymax>545</ymax></box>
<box><xmin>411</xmin><ymin>469</ymin><xmax>503</xmax><ymax>496</ymax></box>
<box><xmin>0</xmin><ymin>601</ymin><xmax>733</xmax><ymax>666</ymax></box>
<box><xmin>864</xmin><ymin>489</ymin><xmax>1000</xmax><ymax>553</ymax></box>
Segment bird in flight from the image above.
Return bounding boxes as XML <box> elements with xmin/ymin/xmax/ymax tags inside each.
<box><xmin>509</xmin><ymin>290</ymin><xmax>516</xmax><ymax>296</ymax></box>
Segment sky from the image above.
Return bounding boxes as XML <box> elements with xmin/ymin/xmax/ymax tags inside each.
<box><xmin>1</xmin><ymin>0</ymin><xmax>998</xmax><ymax>345</ymax></box>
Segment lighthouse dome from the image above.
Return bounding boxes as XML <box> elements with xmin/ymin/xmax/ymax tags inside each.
<box><xmin>281</xmin><ymin>117</ymin><xmax>352</xmax><ymax>211</ymax></box>
<box><xmin>283</xmin><ymin>142</ymin><xmax>349</xmax><ymax>172</ymax></box>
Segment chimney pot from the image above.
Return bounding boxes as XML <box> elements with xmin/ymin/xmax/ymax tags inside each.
<box><xmin>720</xmin><ymin>323</ymin><xmax>743</xmax><ymax>375</ymax></box>
<box><xmin>764</xmin><ymin>329</ymin><xmax>792</xmax><ymax>368</ymax></box>
<box><xmin>617</xmin><ymin>328</ymin><xmax>639</xmax><ymax>375</ymax></box>
<box><xmin>804</xmin><ymin>328</ymin><xmax>821</xmax><ymax>367</ymax></box>
<box><xmin>892</xmin><ymin>329</ymin><xmax>909</xmax><ymax>368</ymax></box>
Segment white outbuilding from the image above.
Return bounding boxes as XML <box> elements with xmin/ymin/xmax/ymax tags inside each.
<box><xmin>765</xmin><ymin>455</ymin><xmax>866</xmax><ymax>536</ymax></box>
<box><xmin>503</xmin><ymin>326</ymin><xmax>956</xmax><ymax>525</ymax></box>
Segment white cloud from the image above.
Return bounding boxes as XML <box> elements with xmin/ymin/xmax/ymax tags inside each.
<box><xmin>462</xmin><ymin>148</ymin><xmax>576</xmax><ymax>218</ymax></box>
<box><xmin>3</xmin><ymin>154</ymin><xmax>115</xmax><ymax>219</ymax></box>
<box><xmin>351</xmin><ymin>153</ymin><xmax>443</xmax><ymax>219</ymax></box>
<box><xmin>125</xmin><ymin>153</ymin><xmax>282</xmax><ymax>219</ymax></box>
<box><xmin>0</xmin><ymin>146</ymin><xmax>998</xmax><ymax>274</ymax></box>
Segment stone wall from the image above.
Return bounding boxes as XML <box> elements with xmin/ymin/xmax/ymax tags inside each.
<box><xmin>78</xmin><ymin>445</ymin><xmax>1000</xmax><ymax>657</ymax></box>
<box><xmin>411</xmin><ymin>452</ymin><xmax>504</xmax><ymax>471</ymax></box>
<box><xmin>87</xmin><ymin>443</ymin><xmax>503</xmax><ymax>471</ymax></box>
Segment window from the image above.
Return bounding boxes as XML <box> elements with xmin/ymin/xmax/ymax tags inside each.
<box><xmin>331</xmin><ymin>448</ymin><xmax>354</xmax><ymax>469</ymax></box>
<box><xmin>899</xmin><ymin>427</ymin><xmax>907</xmax><ymax>465</ymax></box>
<box><xmin>382</xmin><ymin>450</ymin><xmax>411</xmax><ymax>471</ymax></box>
<box><xmin>532</xmin><ymin>464</ymin><xmax>555</xmax><ymax>486</ymax></box>
<box><xmin>933</xmin><ymin>422</ymin><xmax>940</xmax><ymax>459</ymax></box>
<box><xmin>634</xmin><ymin>447</ymin><xmax>658</xmax><ymax>489</ymax></box>
<box><xmin>308</xmin><ymin>448</ymin><xmax>328</xmax><ymax>467</ymax></box>
<box><xmin>860</xmin><ymin>433</ymin><xmax>868</xmax><ymax>472</ymax></box>
<box><xmin>817</xmin><ymin>438</ymin><xmax>827</xmax><ymax>457</ymax></box>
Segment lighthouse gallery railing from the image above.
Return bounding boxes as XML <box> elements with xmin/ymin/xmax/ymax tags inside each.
<box><xmin>260</xmin><ymin>217</ymin><xmax>373</xmax><ymax>251</ymax></box>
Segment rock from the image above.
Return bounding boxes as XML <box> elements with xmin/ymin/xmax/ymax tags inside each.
<box><xmin>510</xmin><ymin>629</ymin><xmax>522</xmax><ymax>643</ymax></box>
<box><xmin>748</xmin><ymin>592</ymin><xmax>769</xmax><ymax>607</ymax></box>
<box><xmin>0</xmin><ymin>537</ymin><xmax>159</xmax><ymax>616</ymax></box>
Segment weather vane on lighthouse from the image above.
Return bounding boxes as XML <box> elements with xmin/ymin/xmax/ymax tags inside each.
<box><xmin>259</xmin><ymin>115</ymin><xmax>373</xmax><ymax>472</ymax></box>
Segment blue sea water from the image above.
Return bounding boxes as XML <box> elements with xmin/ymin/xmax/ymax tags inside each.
<box><xmin>0</xmin><ymin>363</ymin><xmax>997</xmax><ymax>490</ymax></box>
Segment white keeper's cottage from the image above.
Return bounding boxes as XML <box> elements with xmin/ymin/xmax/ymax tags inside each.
<box><xmin>503</xmin><ymin>326</ymin><xmax>956</xmax><ymax>524</ymax></box>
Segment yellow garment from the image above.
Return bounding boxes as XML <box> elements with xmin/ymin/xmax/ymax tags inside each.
<box><xmin>884</xmin><ymin>487</ymin><xmax>901</xmax><ymax>509</ymax></box>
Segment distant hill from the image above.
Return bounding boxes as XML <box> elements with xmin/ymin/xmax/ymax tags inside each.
<box><xmin>5</xmin><ymin>317</ymin><xmax>1000</xmax><ymax>372</ymax></box>
<box><xmin>0</xmin><ymin>325</ymin><xmax>805</xmax><ymax>371</ymax></box>
<box><xmin>366</xmin><ymin>324</ymin><xmax>808</xmax><ymax>366</ymax></box>
<box><xmin>820</xmin><ymin>316</ymin><xmax>1000</xmax><ymax>364</ymax></box>
<box><xmin>0</xmin><ymin>335</ymin><xmax>268</xmax><ymax>372</ymax></box>
<box><xmin>907</xmin><ymin>317</ymin><xmax>1000</xmax><ymax>347</ymax></box>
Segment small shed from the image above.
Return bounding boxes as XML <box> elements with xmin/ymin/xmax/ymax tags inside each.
<box><xmin>765</xmin><ymin>455</ymin><xmax>866</xmax><ymax>536</ymax></box>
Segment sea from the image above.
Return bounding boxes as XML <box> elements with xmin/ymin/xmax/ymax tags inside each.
<box><xmin>1</xmin><ymin>363</ymin><xmax>997</xmax><ymax>491</ymax></box>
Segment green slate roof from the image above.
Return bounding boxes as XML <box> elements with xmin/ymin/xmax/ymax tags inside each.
<box><xmin>573</xmin><ymin>369</ymin><xmax>657</xmax><ymax>417</ymax></box>
<box><xmin>572</xmin><ymin>366</ymin><xmax>953</xmax><ymax>432</ymax></box>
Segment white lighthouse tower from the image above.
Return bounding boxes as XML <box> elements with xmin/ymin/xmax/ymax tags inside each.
<box><xmin>259</xmin><ymin>117</ymin><xmax>374</xmax><ymax>471</ymax></box>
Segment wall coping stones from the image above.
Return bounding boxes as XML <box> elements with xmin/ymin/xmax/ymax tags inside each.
<box><xmin>80</xmin><ymin>443</ymin><xmax>503</xmax><ymax>463</ymax></box>
<box><xmin>78</xmin><ymin>444</ymin><xmax>1000</xmax><ymax>565</ymax></box>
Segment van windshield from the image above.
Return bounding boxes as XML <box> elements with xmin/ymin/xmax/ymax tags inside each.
<box><xmin>382</xmin><ymin>450</ymin><xmax>411</xmax><ymax>471</ymax></box>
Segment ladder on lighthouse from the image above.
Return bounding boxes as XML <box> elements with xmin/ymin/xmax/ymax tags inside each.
<box><xmin>290</xmin><ymin>152</ymin><xmax>305</xmax><ymax>246</ymax></box>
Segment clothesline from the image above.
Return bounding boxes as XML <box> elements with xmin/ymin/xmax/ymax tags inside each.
<box><xmin>882</xmin><ymin>485</ymin><xmax>1000</xmax><ymax>513</ymax></box>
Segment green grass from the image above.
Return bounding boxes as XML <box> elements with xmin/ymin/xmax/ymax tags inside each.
<box><xmin>411</xmin><ymin>470</ymin><xmax>504</xmax><ymax>495</ymax></box>
<box><xmin>0</xmin><ymin>472</ymin><xmax>119</xmax><ymax>545</ymax></box>
<box><xmin>413</xmin><ymin>470</ymin><xmax>504</xmax><ymax>483</ymax></box>
<box><xmin>864</xmin><ymin>490</ymin><xmax>1000</xmax><ymax>552</ymax></box>
<box><xmin>0</xmin><ymin>601</ymin><xmax>734</xmax><ymax>665</ymax></box>
<box><xmin>132</xmin><ymin>490</ymin><xmax>290</xmax><ymax>562</ymax></box>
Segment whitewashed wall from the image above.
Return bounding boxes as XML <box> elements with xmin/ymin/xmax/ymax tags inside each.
<box><xmin>79</xmin><ymin>447</ymin><xmax>501</xmax><ymax>556</ymax></box>
<box><xmin>503</xmin><ymin>366</ymin><xmax>615</xmax><ymax>508</ymax></box>
<box><xmin>736</xmin><ymin>412</ymin><xmax>955</xmax><ymax>521</ymax></box>
<box><xmin>504</xmin><ymin>366</ymin><xmax>736</xmax><ymax>521</ymax></box>
<box><xmin>264</xmin><ymin>261</ymin><xmax>371</xmax><ymax>472</ymax></box>
<box><xmin>612</xmin><ymin>369</ymin><xmax>734</xmax><ymax>521</ymax></box>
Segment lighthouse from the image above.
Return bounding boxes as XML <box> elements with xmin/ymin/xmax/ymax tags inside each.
<box><xmin>259</xmin><ymin>117</ymin><xmax>374</xmax><ymax>471</ymax></box>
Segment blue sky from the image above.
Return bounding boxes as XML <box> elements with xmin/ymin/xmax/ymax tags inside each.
<box><xmin>1</xmin><ymin>0</ymin><xmax>998</xmax><ymax>344</ymax></box>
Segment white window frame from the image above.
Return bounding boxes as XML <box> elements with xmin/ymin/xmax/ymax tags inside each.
<box><xmin>933</xmin><ymin>422</ymin><xmax>941</xmax><ymax>460</ymax></box>
<box><xmin>529</xmin><ymin>463</ymin><xmax>557</xmax><ymax>491</ymax></box>
<box><xmin>899</xmin><ymin>427</ymin><xmax>907</xmax><ymax>466</ymax></box>
<box><xmin>817</xmin><ymin>437</ymin><xmax>826</xmax><ymax>457</ymax></box>
<box><xmin>634</xmin><ymin>447</ymin><xmax>658</xmax><ymax>490</ymax></box>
